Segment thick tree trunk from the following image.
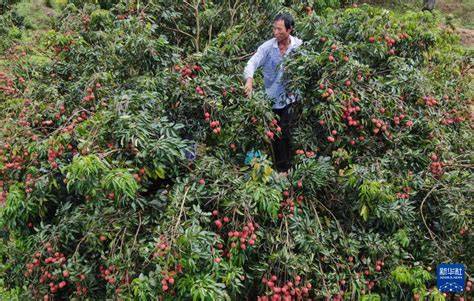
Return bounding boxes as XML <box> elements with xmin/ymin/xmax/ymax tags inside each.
<box><xmin>422</xmin><ymin>0</ymin><xmax>436</xmax><ymax>11</ymax></box>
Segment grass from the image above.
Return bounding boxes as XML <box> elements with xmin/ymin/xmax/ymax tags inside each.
<box><xmin>0</xmin><ymin>0</ymin><xmax>60</xmax><ymax>71</ymax></box>
<box><xmin>45</xmin><ymin>0</ymin><xmax>67</xmax><ymax>11</ymax></box>
<box><xmin>437</xmin><ymin>0</ymin><xmax>474</xmax><ymax>29</ymax></box>
<box><xmin>359</xmin><ymin>0</ymin><xmax>474</xmax><ymax>29</ymax></box>
<box><xmin>13</xmin><ymin>0</ymin><xmax>57</xmax><ymax>30</ymax></box>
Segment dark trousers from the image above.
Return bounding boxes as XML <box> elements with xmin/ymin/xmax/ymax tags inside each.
<box><xmin>272</xmin><ymin>103</ymin><xmax>295</xmax><ymax>172</ymax></box>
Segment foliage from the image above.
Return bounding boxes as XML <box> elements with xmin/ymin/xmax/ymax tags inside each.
<box><xmin>0</xmin><ymin>0</ymin><xmax>472</xmax><ymax>300</ymax></box>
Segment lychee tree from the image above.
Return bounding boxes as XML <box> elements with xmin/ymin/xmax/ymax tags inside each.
<box><xmin>0</xmin><ymin>1</ymin><xmax>472</xmax><ymax>300</ymax></box>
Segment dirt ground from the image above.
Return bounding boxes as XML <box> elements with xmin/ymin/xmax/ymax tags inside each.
<box><xmin>438</xmin><ymin>1</ymin><xmax>474</xmax><ymax>48</ymax></box>
<box><xmin>455</xmin><ymin>27</ymin><xmax>474</xmax><ymax>48</ymax></box>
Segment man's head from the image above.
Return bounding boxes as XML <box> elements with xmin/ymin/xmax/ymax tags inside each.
<box><xmin>273</xmin><ymin>13</ymin><xmax>294</xmax><ymax>42</ymax></box>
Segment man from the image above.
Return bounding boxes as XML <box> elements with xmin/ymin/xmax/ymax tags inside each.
<box><xmin>243</xmin><ymin>12</ymin><xmax>302</xmax><ymax>172</ymax></box>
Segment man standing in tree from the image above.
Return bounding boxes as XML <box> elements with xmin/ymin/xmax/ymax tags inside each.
<box><xmin>422</xmin><ymin>0</ymin><xmax>436</xmax><ymax>11</ymax></box>
<box><xmin>243</xmin><ymin>13</ymin><xmax>302</xmax><ymax>172</ymax></box>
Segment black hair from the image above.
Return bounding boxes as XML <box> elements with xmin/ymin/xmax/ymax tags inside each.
<box><xmin>274</xmin><ymin>12</ymin><xmax>295</xmax><ymax>31</ymax></box>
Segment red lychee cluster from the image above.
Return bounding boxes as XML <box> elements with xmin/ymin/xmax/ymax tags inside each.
<box><xmin>258</xmin><ymin>274</ymin><xmax>312</xmax><ymax>301</ymax></box>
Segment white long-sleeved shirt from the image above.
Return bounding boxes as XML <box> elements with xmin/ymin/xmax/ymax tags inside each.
<box><xmin>244</xmin><ymin>35</ymin><xmax>303</xmax><ymax>109</ymax></box>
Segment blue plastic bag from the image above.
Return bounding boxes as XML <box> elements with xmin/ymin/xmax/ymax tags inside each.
<box><xmin>185</xmin><ymin>143</ymin><xmax>197</xmax><ymax>161</ymax></box>
<box><xmin>244</xmin><ymin>149</ymin><xmax>262</xmax><ymax>165</ymax></box>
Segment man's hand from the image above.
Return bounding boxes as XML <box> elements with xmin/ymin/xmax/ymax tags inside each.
<box><xmin>244</xmin><ymin>78</ymin><xmax>253</xmax><ymax>97</ymax></box>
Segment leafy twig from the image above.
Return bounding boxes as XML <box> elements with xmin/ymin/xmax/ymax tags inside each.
<box><xmin>133</xmin><ymin>212</ymin><xmax>142</xmax><ymax>246</ymax></box>
<box><xmin>171</xmin><ymin>186</ymin><xmax>191</xmax><ymax>246</ymax></box>
<box><xmin>161</xmin><ymin>24</ymin><xmax>194</xmax><ymax>40</ymax></box>
<box><xmin>72</xmin><ymin>234</ymin><xmax>89</xmax><ymax>262</ymax></box>
<box><xmin>420</xmin><ymin>184</ymin><xmax>447</xmax><ymax>256</ymax></box>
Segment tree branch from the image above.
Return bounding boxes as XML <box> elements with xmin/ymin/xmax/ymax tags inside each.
<box><xmin>161</xmin><ymin>24</ymin><xmax>194</xmax><ymax>39</ymax></box>
<box><xmin>420</xmin><ymin>184</ymin><xmax>447</xmax><ymax>256</ymax></box>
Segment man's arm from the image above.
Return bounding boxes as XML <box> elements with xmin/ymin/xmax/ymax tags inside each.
<box><xmin>243</xmin><ymin>44</ymin><xmax>267</xmax><ymax>97</ymax></box>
